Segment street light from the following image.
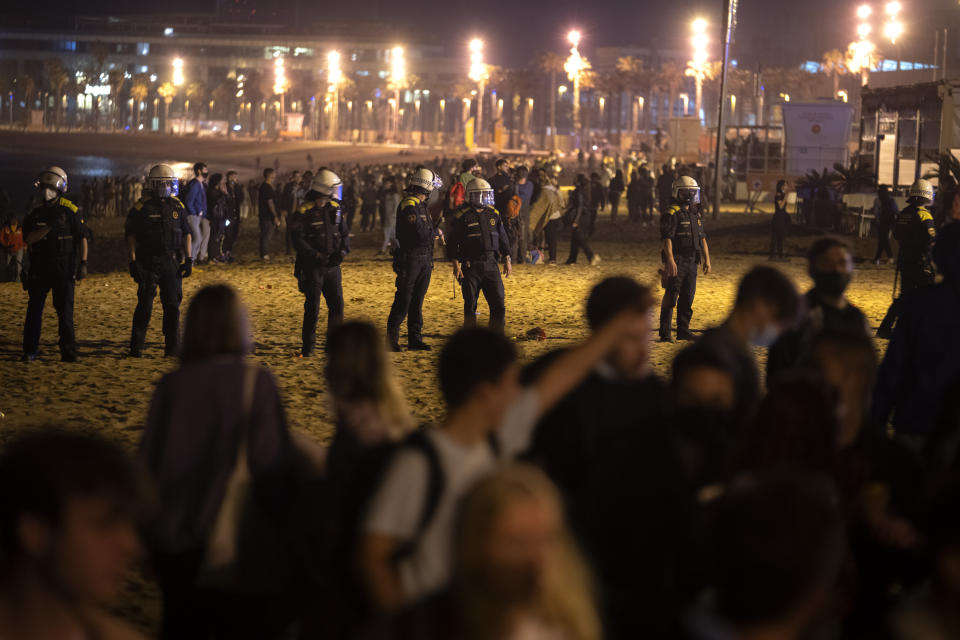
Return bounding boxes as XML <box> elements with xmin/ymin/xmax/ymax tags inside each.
<box><xmin>851</xmin><ymin>5</ymin><xmax>876</xmax><ymax>86</ymax></box>
<box><xmin>883</xmin><ymin>1</ymin><xmax>904</xmax><ymax>70</ymax></box>
<box><xmin>857</xmin><ymin>3</ymin><xmax>872</xmax><ymax>19</ymax></box>
<box><xmin>390</xmin><ymin>46</ymin><xmax>406</xmax><ymax>142</ymax></box>
<box><xmin>686</xmin><ymin>18</ymin><xmax>709</xmax><ymax>122</ymax></box>
<box><xmin>468</xmin><ymin>38</ymin><xmax>488</xmax><ymax>145</ymax></box>
<box><xmin>564</xmin><ymin>29</ymin><xmax>588</xmax><ymax>143</ymax></box>
<box><xmin>273</xmin><ymin>56</ymin><xmax>287</xmax><ymax>129</ymax></box>
<box><xmin>679</xmin><ymin>92</ymin><xmax>690</xmax><ymax>115</ymax></box>
<box><xmin>172</xmin><ymin>57</ymin><xmax>184</xmax><ymax>87</ymax></box>
<box><xmin>327</xmin><ymin>50</ymin><xmax>342</xmax><ymax>141</ymax></box>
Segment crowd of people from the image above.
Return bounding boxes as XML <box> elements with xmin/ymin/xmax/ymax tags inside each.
<box><xmin>3</xmin><ymin>210</ymin><xmax>960</xmax><ymax>637</ymax></box>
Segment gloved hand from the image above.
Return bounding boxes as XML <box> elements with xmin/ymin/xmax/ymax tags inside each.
<box><xmin>129</xmin><ymin>261</ymin><xmax>141</xmax><ymax>283</ymax></box>
<box><xmin>76</xmin><ymin>261</ymin><xmax>87</xmax><ymax>281</ymax></box>
<box><xmin>179</xmin><ymin>257</ymin><xmax>193</xmax><ymax>278</ymax></box>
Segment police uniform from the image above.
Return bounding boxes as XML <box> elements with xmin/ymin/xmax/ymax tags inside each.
<box><xmin>659</xmin><ymin>201</ymin><xmax>706</xmax><ymax>340</ymax></box>
<box><xmin>449</xmin><ymin>203</ymin><xmax>511</xmax><ymax>331</ymax></box>
<box><xmin>877</xmin><ymin>202</ymin><xmax>937</xmax><ymax>336</ymax></box>
<box><xmin>291</xmin><ymin>199</ymin><xmax>350</xmax><ymax>355</ymax></box>
<box><xmin>387</xmin><ymin>194</ymin><xmax>436</xmax><ymax>347</ymax></box>
<box><xmin>22</xmin><ymin>196</ymin><xmax>85</xmax><ymax>360</ymax></box>
<box><xmin>125</xmin><ymin>195</ymin><xmax>191</xmax><ymax>356</ymax></box>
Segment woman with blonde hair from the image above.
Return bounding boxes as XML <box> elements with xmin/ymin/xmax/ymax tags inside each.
<box><xmin>381</xmin><ymin>463</ymin><xmax>602</xmax><ymax>640</ymax></box>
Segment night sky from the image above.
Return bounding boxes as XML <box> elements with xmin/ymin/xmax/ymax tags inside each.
<box><xmin>5</xmin><ymin>0</ymin><xmax>954</xmax><ymax>67</ymax></box>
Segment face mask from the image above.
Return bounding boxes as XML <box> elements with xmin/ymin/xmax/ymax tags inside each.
<box><xmin>41</xmin><ymin>187</ymin><xmax>58</xmax><ymax>203</ymax></box>
<box><xmin>813</xmin><ymin>271</ymin><xmax>852</xmax><ymax>298</ymax></box>
<box><xmin>751</xmin><ymin>323</ymin><xmax>781</xmax><ymax>348</ymax></box>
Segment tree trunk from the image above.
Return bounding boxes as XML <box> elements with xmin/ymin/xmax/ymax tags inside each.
<box><xmin>550</xmin><ymin>70</ymin><xmax>557</xmax><ymax>145</ymax></box>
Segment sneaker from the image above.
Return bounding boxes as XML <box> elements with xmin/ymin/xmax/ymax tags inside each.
<box><xmin>262</xmin><ymin>255</ymin><xmax>271</xmax><ymax>262</ymax></box>
<box><xmin>408</xmin><ymin>340</ymin><xmax>432</xmax><ymax>351</ymax></box>
<box><xmin>658</xmin><ymin>334</ymin><xmax>675</xmax><ymax>344</ymax></box>
<box><xmin>590</xmin><ymin>254</ymin><xmax>602</xmax><ymax>266</ymax></box>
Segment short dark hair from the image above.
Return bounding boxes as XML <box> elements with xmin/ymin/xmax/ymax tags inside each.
<box><xmin>180</xmin><ymin>285</ymin><xmax>250</xmax><ymax>363</ymax></box>
<box><xmin>807</xmin><ymin>236</ymin><xmax>850</xmax><ymax>267</ymax></box>
<box><xmin>439</xmin><ymin>328</ymin><xmax>517</xmax><ymax>409</ymax></box>
<box><xmin>226</xmin><ymin>170</ymin><xmax>238</xmax><ymax>179</ymax></box>
<box><xmin>193</xmin><ymin>162</ymin><xmax>207</xmax><ymax>175</ymax></box>
<box><xmin>496</xmin><ymin>158</ymin><xmax>508</xmax><ymax>168</ymax></box>
<box><xmin>263</xmin><ymin>168</ymin><xmax>275</xmax><ymax>180</ymax></box>
<box><xmin>585</xmin><ymin>277</ymin><xmax>653</xmax><ymax>330</ymax></box>
<box><xmin>734</xmin><ymin>266</ymin><xmax>799</xmax><ymax>323</ymax></box>
<box><xmin>462</xmin><ymin>158</ymin><xmax>478</xmax><ymax>172</ymax></box>
<box><xmin>713</xmin><ymin>468</ymin><xmax>845</xmax><ymax>626</ymax></box>
<box><xmin>0</xmin><ymin>429</ymin><xmax>143</xmax><ymax>566</ymax></box>
<box><xmin>671</xmin><ymin>342</ymin><xmax>737</xmax><ymax>383</ymax></box>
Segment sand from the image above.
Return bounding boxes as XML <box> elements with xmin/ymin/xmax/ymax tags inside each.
<box><xmin>0</xmin><ymin>208</ymin><xmax>897</xmax><ymax>630</ymax></box>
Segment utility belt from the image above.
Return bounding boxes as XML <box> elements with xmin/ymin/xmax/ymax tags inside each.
<box><xmin>462</xmin><ymin>252</ymin><xmax>498</xmax><ymax>268</ymax></box>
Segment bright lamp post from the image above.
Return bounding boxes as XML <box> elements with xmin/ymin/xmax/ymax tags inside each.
<box><xmin>883</xmin><ymin>1</ymin><xmax>903</xmax><ymax>70</ymax></box>
<box><xmin>686</xmin><ymin>18</ymin><xmax>708</xmax><ymax>122</ymax></box>
<box><xmin>564</xmin><ymin>30</ymin><xmax>586</xmax><ymax>142</ymax></box>
<box><xmin>273</xmin><ymin>56</ymin><xmax>287</xmax><ymax>130</ymax></box>
<box><xmin>851</xmin><ymin>4</ymin><xmax>876</xmax><ymax>86</ymax></box>
<box><xmin>390</xmin><ymin>46</ymin><xmax>405</xmax><ymax>142</ymax></box>
<box><xmin>468</xmin><ymin>38</ymin><xmax>488</xmax><ymax>145</ymax></box>
<box><xmin>327</xmin><ymin>50</ymin><xmax>342</xmax><ymax>141</ymax></box>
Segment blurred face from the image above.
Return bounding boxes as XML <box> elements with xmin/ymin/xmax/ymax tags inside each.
<box><xmin>480</xmin><ymin>497</ymin><xmax>562</xmax><ymax>602</ymax></box>
<box><xmin>675</xmin><ymin>366</ymin><xmax>736</xmax><ymax>411</ymax></box>
<box><xmin>478</xmin><ymin>364</ymin><xmax>521</xmax><ymax>429</ymax></box>
<box><xmin>812</xmin><ymin>246</ymin><xmax>853</xmax><ymax>277</ymax></box>
<box><xmin>22</xmin><ymin>496</ymin><xmax>140</xmax><ymax>603</ymax></box>
<box><xmin>605</xmin><ymin>312</ymin><xmax>652</xmax><ymax>379</ymax></box>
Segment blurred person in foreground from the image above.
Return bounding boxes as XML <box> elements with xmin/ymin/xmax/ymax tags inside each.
<box><xmin>766</xmin><ymin>237</ymin><xmax>871</xmax><ymax>383</ymax></box>
<box><xmin>0</xmin><ymin>430</ymin><xmax>145</xmax><ymax>640</ymax></box>
<box><xmin>697</xmin><ymin>266</ymin><xmax>800</xmax><ymax>428</ymax></box>
<box><xmin>361</xmin><ymin>309</ymin><xmax>650</xmax><ymax>611</ymax></box>
<box><xmin>139</xmin><ymin>284</ymin><xmax>295</xmax><ymax>639</ymax></box>
<box><xmin>373</xmin><ymin>464</ymin><xmax>601</xmax><ymax>640</ymax></box>
<box><xmin>683</xmin><ymin>469</ymin><xmax>846</xmax><ymax>640</ymax></box>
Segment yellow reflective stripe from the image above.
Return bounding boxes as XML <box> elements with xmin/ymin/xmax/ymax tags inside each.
<box><xmin>58</xmin><ymin>197</ymin><xmax>78</xmax><ymax>212</ymax></box>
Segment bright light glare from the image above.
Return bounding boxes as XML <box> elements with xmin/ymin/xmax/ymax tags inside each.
<box><xmin>883</xmin><ymin>20</ymin><xmax>903</xmax><ymax>43</ymax></box>
<box><xmin>885</xmin><ymin>1</ymin><xmax>901</xmax><ymax>15</ymax></box>
<box><xmin>567</xmin><ymin>30</ymin><xmax>581</xmax><ymax>46</ymax></box>
<box><xmin>857</xmin><ymin>4</ymin><xmax>872</xmax><ymax>19</ymax></box>
<box><xmin>692</xmin><ymin>18</ymin><xmax>707</xmax><ymax>34</ymax></box>
<box><xmin>857</xmin><ymin>23</ymin><xmax>872</xmax><ymax>38</ymax></box>
<box><xmin>172</xmin><ymin>58</ymin><xmax>184</xmax><ymax>86</ymax></box>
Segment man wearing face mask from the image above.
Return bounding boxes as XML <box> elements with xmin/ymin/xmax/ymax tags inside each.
<box><xmin>21</xmin><ymin>166</ymin><xmax>88</xmax><ymax>362</ymax></box>
<box><xmin>766</xmin><ymin>237</ymin><xmax>871</xmax><ymax>383</ymax></box>
<box><xmin>697</xmin><ymin>266</ymin><xmax>799</xmax><ymax>427</ymax></box>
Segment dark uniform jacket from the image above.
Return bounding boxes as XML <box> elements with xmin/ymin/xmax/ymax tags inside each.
<box><xmin>125</xmin><ymin>196</ymin><xmax>190</xmax><ymax>260</ymax></box>
<box><xmin>291</xmin><ymin>200</ymin><xmax>350</xmax><ymax>268</ymax></box>
<box><xmin>394</xmin><ymin>195</ymin><xmax>435</xmax><ymax>259</ymax></box>
<box><xmin>893</xmin><ymin>203</ymin><xmax>936</xmax><ymax>272</ymax></box>
<box><xmin>448</xmin><ymin>204</ymin><xmax>510</xmax><ymax>264</ymax></box>
<box><xmin>661</xmin><ymin>203</ymin><xmax>706</xmax><ymax>261</ymax></box>
<box><xmin>23</xmin><ymin>196</ymin><xmax>84</xmax><ymax>279</ymax></box>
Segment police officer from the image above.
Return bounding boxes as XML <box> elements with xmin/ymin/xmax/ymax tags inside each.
<box><xmin>291</xmin><ymin>169</ymin><xmax>350</xmax><ymax>356</ymax></box>
<box><xmin>386</xmin><ymin>167</ymin><xmax>443</xmax><ymax>352</ymax></box>
<box><xmin>659</xmin><ymin>175</ymin><xmax>712</xmax><ymax>343</ymax></box>
<box><xmin>21</xmin><ymin>166</ymin><xmax>88</xmax><ymax>362</ymax></box>
<box><xmin>876</xmin><ymin>178</ymin><xmax>937</xmax><ymax>338</ymax></box>
<box><xmin>449</xmin><ymin>178</ymin><xmax>512</xmax><ymax>332</ymax></box>
<box><xmin>126</xmin><ymin>164</ymin><xmax>193</xmax><ymax>357</ymax></box>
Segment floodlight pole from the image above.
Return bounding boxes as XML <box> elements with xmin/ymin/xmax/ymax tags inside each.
<box><xmin>713</xmin><ymin>0</ymin><xmax>738</xmax><ymax>220</ymax></box>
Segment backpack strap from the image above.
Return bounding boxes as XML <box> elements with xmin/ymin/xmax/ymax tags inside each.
<box><xmin>400</xmin><ymin>429</ymin><xmax>446</xmax><ymax>537</ymax></box>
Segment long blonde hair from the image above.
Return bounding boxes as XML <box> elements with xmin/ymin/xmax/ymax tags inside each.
<box><xmin>454</xmin><ymin>464</ymin><xmax>602</xmax><ymax>640</ymax></box>
<box><xmin>324</xmin><ymin>321</ymin><xmax>414</xmax><ymax>440</ymax></box>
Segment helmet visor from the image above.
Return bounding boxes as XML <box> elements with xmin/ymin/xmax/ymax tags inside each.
<box><xmin>431</xmin><ymin>174</ymin><xmax>444</xmax><ymax>191</ymax></box>
<box><xmin>331</xmin><ymin>184</ymin><xmax>343</xmax><ymax>202</ymax></box>
<box><xmin>151</xmin><ymin>178</ymin><xmax>179</xmax><ymax>198</ymax></box>
<box><xmin>677</xmin><ymin>188</ymin><xmax>700</xmax><ymax>205</ymax></box>
<box><xmin>468</xmin><ymin>190</ymin><xmax>494</xmax><ymax>207</ymax></box>
<box><xmin>35</xmin><ymin>172</ymin><xmax>67</xmax><ymax>194</ymax></box>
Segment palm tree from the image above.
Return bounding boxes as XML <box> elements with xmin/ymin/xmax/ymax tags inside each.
<box><xmin>185</xmin><ymin>81</ymin><xmax>206</xmax><ymax>132</ymax></box>
<box><xmin>833</xmin><ymin>159</ymin><xmax>875</xmax><ymax>193</ymax></box>
<box><xmin>157</xmin><ymin>82</ymin><xmax>176</xmax><ymax>133</ymax></box>
<box><xmin>90</xmin><ymin>43</ymin><xmax>109</xmax><ymax>130</ymax></box>
<box><xmin>923</xmin><ymin>151</ymin><xmax>960</xmax><ymax>190</ymax></box>
<box><xmin>129</xmin><ymin>73</ymin><xmax>150</xmax><ymax>130</ymax></box>
<box><xmin>821</xmin><ymin>49</ymin><xmax>847</xmax><ymax>98</ymax></box>
<box><xmin>617</xmin><ymin>56</ymin><xmax>647</xmax><ymax>133</ymax></box>
<box><xmin>14</xmin><ymin>74</ymin><xmax>35</xmax><ymax>127</ymax></box>
<box><xmin>44</xmin><ymin>58</ymin><xmax>69</xmax><ymax>130</ymax></box>
<box><xmin>107</xmin><ymin>69</ymin><xmax>125</xmax><ymax>130</ymax></box>
<box><xmin>537</xmin><ymin>51</ymin><xmax>565</xmax><ymax>143</ymax></box>
<box><xmin>658</xmin><ymin>61</ymin><xmax>685</xmax><ymax>124</ymax></box>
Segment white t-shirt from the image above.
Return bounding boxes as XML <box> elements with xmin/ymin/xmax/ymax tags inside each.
<box><xmin>364</xmin><ymin>389</ymin><xmax>540</xmax><ymax>601</ymax></box>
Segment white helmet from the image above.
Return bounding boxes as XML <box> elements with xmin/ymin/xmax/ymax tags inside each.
<box><xmin>310</xmin><ymin>169</ymin><xmax>343</xmax><ymax>201</ymax></box>
<box><xmin>907</xmin><ymin>178</ymin><xmax>934</xmax><ymax>204</ymax></box>
<box><xmin>672</xmin><ymin>175</ymin><xmax>700</xmax><ymax>205</ymax></box>
<box><xmin>466</xmin><ymin>178</ymin><xmax>494</xmax><ymax>207</ymax></box>
<box><xmin>35</xmin><ymin>166</ymin><xmax>68</xmax><ymax>199</ymax></box>
<box><xmin>408</xmin><ymin>168</ymin><xmax>443</xmax><ymax>194</ymax></box>
<box><xmin>147</xmin><ymin>164</ymin><xmax>179</xmax><ymax>198</ymax></box>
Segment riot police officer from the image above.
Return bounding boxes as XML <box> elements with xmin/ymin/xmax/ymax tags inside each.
<box><xmin>448</xmin><ymin>178</ymin><xmax>512</xmax><ymax>332</ymax></box>
<box><xmin>291</xmin><ymin>169</ymin><xmax>350</xmax><ymax>356</ymax></box>
<box><xmin>21</xmin><ymin>166</ymin><xmax>88</xmax><ymax>362</ymax></box>
<box><xmin>386</xmin><ymin>167</ymin><xmax>443</xmax><ymax>352</ymax></box>
<box><xmin>659</xmin><ymin>175</ymin><xmax>712</xmax><ymax>343</ymax></box>
<box><xmin>125</xmin><ymin>164</ymin><xmax>193</xmax><ymax>357</ymax></box>
<box><xmin>876</xmin><ymin>178</ymin><xmax>937</xmax><ymax>338</ymax></box>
